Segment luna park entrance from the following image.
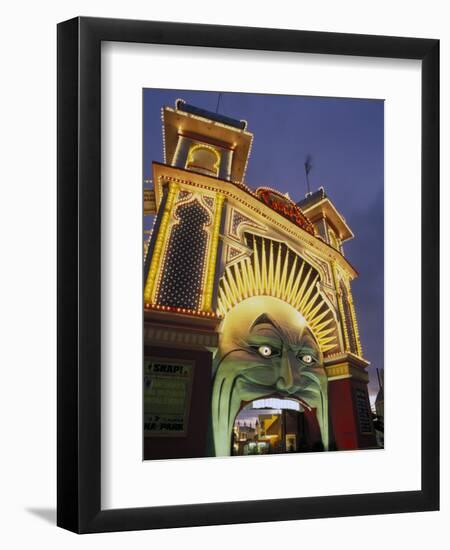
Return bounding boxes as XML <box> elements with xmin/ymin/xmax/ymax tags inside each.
<box><xmin>231</xmin><ymin>398</ymin><xmax>324</xmax><ymax>456</ymax></box>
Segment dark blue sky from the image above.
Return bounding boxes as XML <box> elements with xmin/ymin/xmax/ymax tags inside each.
<box><xmin>143</xmin><ymin>89</ymin><xmax>384</xmax><ymax>402</ymax></box>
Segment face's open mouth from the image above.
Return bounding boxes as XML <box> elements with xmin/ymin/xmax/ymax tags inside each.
<box><xmin>232</xmin><ymin>394</ymin><xmax>325</xmax><ymax>456</ymax></box>
<box><xmin>212</xmin><ymin>363</ymin><xmax>329</xmax><ymax>457</ymax></box>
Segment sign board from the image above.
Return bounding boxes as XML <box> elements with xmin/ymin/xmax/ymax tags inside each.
<box><xmin>144</xmin><ymin>357</ymin><xmax>194</xmax><ymax>437</ymax></box>
<box><xmin>355</xmin><ymin>388</ymin><xmax>373</xmax><ymax>434</ymax></box>
<box><xmin>256</xmin><ymin>187</ymin><xmax>315</xmax><ymax>235</ymax></box>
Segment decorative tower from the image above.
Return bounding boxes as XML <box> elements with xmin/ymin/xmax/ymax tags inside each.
<box><xmin>298</xmin><ymin>188</ymin><xmax>376</xmax><ymax>450</ymax></box>
<box><xmin>142</xmin><ymin>100</ymin><xmax>253</xmax><ymax>459</ymax></box>
<box><xmin>144</xmin><ymin>99</ymin><xmax>252</xmax><ymax>316</ymax></box>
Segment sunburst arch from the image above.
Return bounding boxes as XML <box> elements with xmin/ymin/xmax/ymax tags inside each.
<box><xmin>217</xmin><ymin>234</ymin><xmax>338</xmax><ymax>353</ymax></box>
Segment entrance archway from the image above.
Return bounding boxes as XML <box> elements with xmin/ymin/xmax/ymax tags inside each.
<box><xmin>231</xmin><ymin>398</ymin><xmax>323</xmax><ymax>456</ymax></box>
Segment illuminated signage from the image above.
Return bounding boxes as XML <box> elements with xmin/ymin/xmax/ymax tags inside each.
<box><xmin>256</xmin><ymin>188</ymin><xmax>315</xmax><ymax>235</ymax></box>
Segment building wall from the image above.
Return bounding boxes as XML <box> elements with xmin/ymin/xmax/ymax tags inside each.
<box><xmin>143</xmin><ymin>346</ymin><xmax>213</xmax><ymax>460</ymax></box>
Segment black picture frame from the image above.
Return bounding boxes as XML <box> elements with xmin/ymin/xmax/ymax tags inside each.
<box><xmin>57</xmin><ymin>16</ymin><xmax>439</xmax><ymax>533</ymax></box>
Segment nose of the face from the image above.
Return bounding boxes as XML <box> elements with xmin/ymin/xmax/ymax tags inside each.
<box><xmin>276</xmin><ymin>350</ymin><xmax>296</xmax><ymax>392</ymax></box>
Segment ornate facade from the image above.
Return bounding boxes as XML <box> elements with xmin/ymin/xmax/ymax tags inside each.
<box><xmin>143</xmin><ymin>99</ymin><xmax>376</xmax><ymax>460</ymax></box>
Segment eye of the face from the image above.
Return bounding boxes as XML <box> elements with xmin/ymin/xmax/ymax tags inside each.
<box><xmin>299</xmin><ymin>353</ymin><xmax>314</xmax><ymax>364</ymax></box>
<box><xmin>257</xmin><ymin>345</ymin><xmax>274</xmax><ymax>358</ymax></box>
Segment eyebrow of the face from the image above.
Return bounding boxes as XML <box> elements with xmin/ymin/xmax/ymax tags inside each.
<box><xmin>250</xmin><ymin>314</ymin><xmax>281</xmax><ymax>333</ymax></box>
<box><xmin>249</xmin><ymin>315</ymin><xmax>320</xmax><ymax>353</ymax></box>
<box><xmin>299</xmin><ymin>332</ymin><xmax>319</xmax><ymax>351</ymax></box>
<box><xmin>300</xmin><ymin>343</ymin><xmax>319</xmax><ymax>355</ymax></box>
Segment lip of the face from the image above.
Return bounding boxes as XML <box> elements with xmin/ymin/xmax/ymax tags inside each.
<box><xmin>234</xmin><ymin>369</ymin><xmax>326</xmax><ymax>405</ymax></box>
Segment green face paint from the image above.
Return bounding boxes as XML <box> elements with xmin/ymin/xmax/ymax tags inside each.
<box><xmin>211</xmin><ymin>296</ymin><xmax>329</xmax><ymax>456</ymax></box>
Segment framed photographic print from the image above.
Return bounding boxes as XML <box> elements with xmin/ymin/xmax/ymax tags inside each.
<box><xmin>57</xmin><ymin>17</ymin><xmax>439</xmax><ymax>533</ymax></box>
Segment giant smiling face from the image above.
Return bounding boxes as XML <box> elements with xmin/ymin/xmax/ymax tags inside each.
<box><xmin>211</xmin><ymin>296</ymin><xmax>329</xmax><ymax>456</ymax></box>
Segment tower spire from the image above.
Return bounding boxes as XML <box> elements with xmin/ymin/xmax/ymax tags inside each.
<box><xmin>304</xmin><ymin>154</ymin><xmax>312</xmax><ymax>195</ymax></box>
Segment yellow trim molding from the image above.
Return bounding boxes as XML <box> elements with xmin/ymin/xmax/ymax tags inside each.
<box><xmin>332</xmin><ymin>261</ymin><xmax>350</xmax><ymax>352</ymax></box>
<box><xmin>202</xmin><ymin>193</ymin><xmax>225</xmax><ymax>311</ymax></box>
<box><xmin>143</xmin><ymin>182</ymin><xmax>178</xmax><ymax>304</ymax></box>
<box><xmin>345</xmin><ymin>279</ymin><xmax>363</xmax><ymax>357</ymax></box>
<box><xmin>326</xmin><ymin>362</ymin><xmax>369</xmax><ymax>383</ymax></box>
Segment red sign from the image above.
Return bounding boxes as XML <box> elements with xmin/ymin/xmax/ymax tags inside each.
<box><xmin>256</xmin><ymin>188</ymin><xmax>315</xmax><ymax>235</ymax></box>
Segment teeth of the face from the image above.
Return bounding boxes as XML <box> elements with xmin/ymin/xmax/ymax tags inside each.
<box><xmin>252</xmin><ymin>398</ymin><xmax>301</xmax><ymax>411</ymax></box>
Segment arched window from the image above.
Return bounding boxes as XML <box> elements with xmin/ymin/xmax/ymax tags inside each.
<box><xmin>328</xmin><ymin>227</ymin><xmax>341</xmax><ymax>251</ymax></box>
<box><xmin>157</xmin><ymin>200</ymin><xmax>210</xmax><ymax>310</ymax></box>
<box><xmin>185</xmin><ymin>144</ymin><xmax>221</xmax><ymax>177</ymax></box>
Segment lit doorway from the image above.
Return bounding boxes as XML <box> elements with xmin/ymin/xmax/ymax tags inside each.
<box><xmin>231</xmin><ymin>398</ymin><xmax>319</xmax><ymax>456</ymax></box>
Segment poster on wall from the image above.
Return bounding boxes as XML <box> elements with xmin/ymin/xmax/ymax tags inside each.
<box><xmin>144</xmin><ymin>358</ymin><xmax>194</xmax><ymax>437</ymax></box>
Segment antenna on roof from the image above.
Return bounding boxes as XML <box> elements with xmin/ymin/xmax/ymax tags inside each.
<box><xmin>215</xmin><ymin>92</ymin><xmax>223</xmax><ymax>114</ymax></box>
<box><xmin>304</xmin><ymin>154</ymin><xmax>313</xmax><ymax>195</ymax></box>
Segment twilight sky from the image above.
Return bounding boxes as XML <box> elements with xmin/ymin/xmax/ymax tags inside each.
<box><xmin>143</xmin><ymin>89</ymin><xmax>384</xmax><ymax>402</ymax></box>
